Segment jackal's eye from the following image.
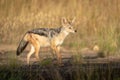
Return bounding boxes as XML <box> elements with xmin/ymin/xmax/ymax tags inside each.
<box><xmin>69</xmin><ymin>27</ymin><xmax>71</xmax><ymax>29</ymax></box>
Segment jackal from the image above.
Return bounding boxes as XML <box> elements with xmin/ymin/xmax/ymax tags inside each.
<box><xmin>16</xmin><ymin>18</ymin><xmax>77</xmax><ymax>64</ymax></box>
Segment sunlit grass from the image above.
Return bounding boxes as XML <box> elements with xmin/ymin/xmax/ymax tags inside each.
<box><xmin>0</xmin><ymin>0</ymin><xmax>120</xmax><ymax>55</ymax></box>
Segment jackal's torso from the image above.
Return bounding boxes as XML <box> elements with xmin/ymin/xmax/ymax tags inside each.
<box><xmin>27</xmin><ymin>27</ymin><xmax>69</xmax><ymax>47</ymax></box>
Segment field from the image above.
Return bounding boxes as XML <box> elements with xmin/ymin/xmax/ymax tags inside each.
<box><xmin>0</xmin><ymin>0</ymin><xmax>120</xmax><ymax>80</ymax></box>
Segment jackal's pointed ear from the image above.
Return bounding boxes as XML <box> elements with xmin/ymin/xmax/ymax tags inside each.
<box><xmin>71</xmin><ymin>17</ymin><xmax>76</xmax><ymax>24</ymax></box>
<box><xmin>61</xmin><ymin>17</ymin><xmax>68</xmax><ymax>27</ymax></box>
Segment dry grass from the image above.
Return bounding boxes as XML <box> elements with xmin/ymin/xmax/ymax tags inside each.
<box><xmin>0</xmin><ymin>0</ymin><xmax>120</xmax><ymax>55</ymax></box>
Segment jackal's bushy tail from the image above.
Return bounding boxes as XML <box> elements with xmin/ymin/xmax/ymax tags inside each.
<box><xmin>16</xmin><ymin>33</ymin><xmax>29</xmax><ymax>56</ymax></box>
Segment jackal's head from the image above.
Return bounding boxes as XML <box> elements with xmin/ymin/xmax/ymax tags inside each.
<box><xmin>61</xmin><ymin>18</ymin><xmax>77</xmax><ymax>33</ymax></box>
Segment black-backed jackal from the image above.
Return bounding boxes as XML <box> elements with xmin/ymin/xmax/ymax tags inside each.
<box><xmin>16</xmin><ymin>18</ymin><xmax>77</xmax><ymax>64</ymax></box>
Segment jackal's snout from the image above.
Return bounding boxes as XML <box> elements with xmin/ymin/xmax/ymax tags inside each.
<box><xmin>75</xmin><ymin>30</ymin><xmax>77</xmax><ymax>33</ymax></box>
<box><xmin>72</xmin><ymin>29</ymin><xmax>77</xmax><ymax>33</ymax></box>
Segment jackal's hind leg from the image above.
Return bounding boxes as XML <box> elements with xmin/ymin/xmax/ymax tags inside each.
<box><xmin>34</xmin><ymin>43</ymin><xmax>40</xmax><ymax>61</ymax></box>
<box><xmin>27</xmin><ymin>45</ymin><xmax>35</xmax><ymax>64</ymax></box>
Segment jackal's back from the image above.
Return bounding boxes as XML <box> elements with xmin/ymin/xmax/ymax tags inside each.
<box><xmin>28</xmin><ymin>27</ymin><xmax>62</xmax><ymax>38</ymax></box>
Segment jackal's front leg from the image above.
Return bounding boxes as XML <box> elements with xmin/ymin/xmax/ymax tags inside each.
<box><xmin>51</xmin><ymin>45</ymin><xmax>61</xmax><ymax>64</ymax></box>
<box><xmin>56</xmin><ymin>46</ymin><xmax>61</xmax><ymax>64</ymax></box>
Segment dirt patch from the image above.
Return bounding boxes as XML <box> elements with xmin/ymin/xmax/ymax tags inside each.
<box><xmin>0</xmin><ymin>44</ymin><xmax>120</xmax><ymax>65</ymax></box>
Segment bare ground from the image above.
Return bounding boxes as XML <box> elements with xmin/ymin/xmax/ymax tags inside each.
<box><xmin>0</xmin><ymin>44</ymin><xmax>120</xmax><ymax>65</ymax></box>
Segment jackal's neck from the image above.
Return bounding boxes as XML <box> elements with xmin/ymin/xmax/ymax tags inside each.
<box><xmin>61</xmin><ymin>30</ymin><xmax>69</xmax><ymax>36</ymax></box>
<box><xmin>58</xmin><ymin>28</ymin><xmax>69</xmax><ymax>39</ymax></box>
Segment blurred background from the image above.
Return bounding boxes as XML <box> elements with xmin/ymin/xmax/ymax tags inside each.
<box><xmin>0</xmin><ymin>0</ymin><xmax>120</xmax><ymax>55</ymax></box>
